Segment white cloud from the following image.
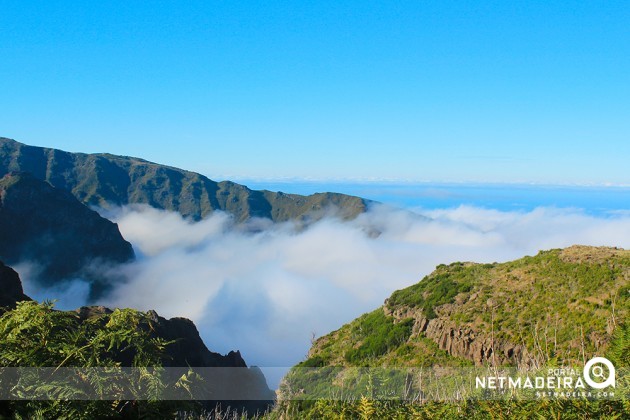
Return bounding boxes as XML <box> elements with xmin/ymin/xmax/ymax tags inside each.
<box><xmin>83</xmin><ymin>203</ymin><xmax>630</xmax><ymax>374</ymax></box>
<box><xmin>113</xmin><ymin>205</ymin><xmax>231</xmax><ymax>256</ymax></box>
<box><xmin>15</xmin><ymin>201</ymin><xmax>629</xmax><ymax>389</ymax></box>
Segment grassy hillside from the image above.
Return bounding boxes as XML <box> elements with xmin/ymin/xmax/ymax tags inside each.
<box><xmin>275</xmin><ymin>246</ymin><xmax>629</xmax><ymax>418</ymax></box>
<box><xmin>306</xmin><ymin>246</ymin><xmax>629</xmax><ymax>369</ymax></box>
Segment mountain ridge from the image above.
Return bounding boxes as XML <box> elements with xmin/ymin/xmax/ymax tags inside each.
<box><xmin>0</xmin><ymin>137</ymin><xmax>369</xmax><ymax>223</ymax></box>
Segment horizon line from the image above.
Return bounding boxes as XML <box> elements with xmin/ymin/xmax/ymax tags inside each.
<box><xmin>209</xmin><ymin>175</ymin><xmax>630</xmax><ymax>189</ymax></box>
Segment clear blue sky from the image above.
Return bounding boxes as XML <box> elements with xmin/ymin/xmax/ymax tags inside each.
<box><xmin>1</xmin><ymin>1</ymin><xmax>629</xmax><ymax>184</ymax></box>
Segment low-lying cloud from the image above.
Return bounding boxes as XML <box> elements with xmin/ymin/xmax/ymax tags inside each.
<box><xmin>19</xmin><ymin>203</ymin><xmax>630</xmax><ymax>373</ymax></box>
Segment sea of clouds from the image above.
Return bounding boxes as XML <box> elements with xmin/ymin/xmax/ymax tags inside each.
<box><xmin>20</xmin><ymin>203</ymin><xmax>630</xmax><ymax>374</ymax></box>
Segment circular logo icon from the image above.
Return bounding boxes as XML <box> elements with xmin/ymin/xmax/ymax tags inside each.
<box><xmin>583</xmin><ymin>357</ymin><xmax>616</xmax><ymax>389</ymax></box>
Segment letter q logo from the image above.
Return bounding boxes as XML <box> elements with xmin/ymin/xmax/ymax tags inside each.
<box><xmin>583</xmin><ymin>357</ymin><xmax>616</xmax><ymax>389</ymax></box>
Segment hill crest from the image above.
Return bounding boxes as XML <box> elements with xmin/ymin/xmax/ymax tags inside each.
<box><xmin>304</xmin><ymin>246</ymin><xmax>629</xmax><ymax>369</ymax></box>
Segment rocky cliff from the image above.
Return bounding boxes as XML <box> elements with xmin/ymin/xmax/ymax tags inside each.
<box><xmin>0</xmin><ymin>137</ymin><xmax>368</xmax><ymax>223</ymax></box>
<box><xmin>383</xmin><ymin>301</ymin><xmax>532</xmax><ymax>368</ymax></box>
<box><xmin>0</xmin><ymin>172</ymin><xmax>134</xmax><ymax>300</ymax></box>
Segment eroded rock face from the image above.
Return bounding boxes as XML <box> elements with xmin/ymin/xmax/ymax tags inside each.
<box><xmin>385</xmin><ymin>305</ymin><xmax>534</xmax><ymax>368</ymax></box>
<box><xmin>419</xmin><ymin>316</ymin><xmax>530</xmax><ymax>367</ymax></box>
<box><xmin>0</xmin><ymin>261</ymin><xmax>30</xmax><ymax>309</ymax></box>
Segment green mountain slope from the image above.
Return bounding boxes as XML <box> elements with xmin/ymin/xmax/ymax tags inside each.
<box><xmin>304</xmin><ymin>246</ymin><xmax>629</xmax><ymax>369</ymax></box>
<box><xmin>0</xmin><ymin>137</ymin><xmax>368</xmax><ymax>223</ymax></box>
<box><xmin>277</xmin><ymin>246</ymin><xmax>629</xmax><ymax>418</ymax></box>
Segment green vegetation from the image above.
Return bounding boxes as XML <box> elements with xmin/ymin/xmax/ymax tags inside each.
<box><xmin>309</xmin><ymin>247</ymin><xmax>630</xmax><ymax>372</ymax></box>
<box><xmin>607</xmin><ymin>322</ymin><xmax>629</xmax><ymax>368</ymax></box>
<box><xmin>343</xmin><ymin>310</ymin><xmax>414</xmax><ymax>365</ymax></box>
<box><xmin>303</xmin><ymin>307</ymin><xmax>471</xmax><ymax>369</ymax></box>
<box><xmin>185</xmin><ymin>397</ymin><xmax>628</xmax><ymax>419</ymax></box>
<box><xmin>0</xmin><ymin>301</ymin><xmax>201</xmax><ymax>419</ymax></box>
<box><xmin>0</xmin><ymin>301</ymin><xmax>167</xmax><ymax>369</ymax></box>
<box><xmin>388</xmin><ymin>262</ymin><xmax>479</xmax><ymax>319</ymax></box>
<box><xmin>268</xmin><ymin>398</ymin><xmax>628</xmax><ymax>419</ymax></box>
<box><xmin>275</xmin><ymin>316</ymin><xmax>629</xmax><ymax>419</ymax></box>
<box><xmin>387</xmin><ymin>247</ymin><xmax>630</xmax><ymax>366</ymax></box>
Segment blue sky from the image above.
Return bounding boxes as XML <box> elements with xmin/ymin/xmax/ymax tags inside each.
<box><xmin>1</xmin><ymin>1</ymin><xmax>629</xmax><ymax>184</ymax></box>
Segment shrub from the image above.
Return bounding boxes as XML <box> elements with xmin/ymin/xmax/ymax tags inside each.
<box><xmin>344</xmin><ymin>311</ymin><xmax>413</xmax><ymax>364</ymax></box>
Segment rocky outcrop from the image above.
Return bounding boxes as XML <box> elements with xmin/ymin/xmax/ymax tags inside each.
<box><xmin>74</xmin><ymin>306</ymin><xmax>251</xmax><ymax>369</ymax></box>
<box><xmin>417</xmin><ymin>315</ymin><xmax>531</xmax><ymax>367</ymax></box>
<box><xmin>0</xmin><ymin>261</ymin><xmax>30</xmax><ymax>309</ymax></box>
<box><xmin>0</xmin><ymin>137</ymin><xmax>369</xmax><ymax>223</ymax></box>
<box><xmin>149</xmin><ymin>312</ymin><xmax>276</xmax><ymax>415</ymax></box>
<box><xmin>384</xmin><ymin>304</ymin><xmax>535</xmax><ymax>368</ymax></box>
<box><xmin>0</xmin><ymin>172</ymin><xmax>134</xmax><ymax>300</ymax></box>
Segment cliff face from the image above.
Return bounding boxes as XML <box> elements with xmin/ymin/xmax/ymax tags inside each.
<box><xmin>0</xmin><ymin>172</ymin><xmax>134</xmax><ymax>300</ymax></box>
<box><xmin>384</xmin><ymin>303</ymin><xmax>531</xmax><ymax>368</ymax></box>
<box><xmin>305</xmin><ymin>246</ymin><xmax>629</xmax><ymax>369</ymax></box>
<box><xmin>148</xmin><ymin>313</ymin><xmax>275</xmax><ymax>410</ymax></box>
<box><xmin>0</xmin><ymin>261</ymin><xmax>30</xmax><ymax>309</ymax></box>
<box><xmin>0</xmin><ymin>137</ymin><xmax>368</xmax><ymax>223</ymax></box>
